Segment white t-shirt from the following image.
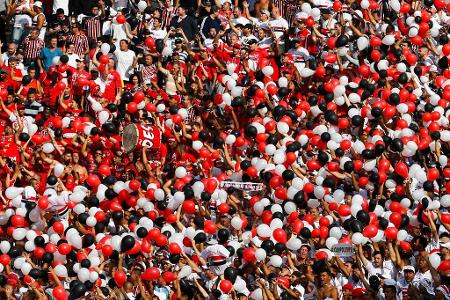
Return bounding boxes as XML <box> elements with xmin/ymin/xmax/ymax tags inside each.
<box><xmin>269</xmin><ymin>17</ymin><xmax>289</xmax><ymax>40</ymax></box>
<box><xmin>53</xmin><ymin>0</ymin><xmax>69</xmax><ymax>15</ymax></box>
<box><xmin>366</xmin><ymin>260</ymin><xmax>396</xmax><ymax>279</ymax></box>
<box><xmin>150</xmin><ymin>28</ymin><xmax>167</xmax><ymax>40</ymax></box>
<box><xmin>114</xmin><ymin>49</ymin><xmax>136</xmax><ymax>81</ymax></box>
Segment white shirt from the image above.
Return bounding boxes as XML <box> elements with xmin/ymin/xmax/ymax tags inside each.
<box><xmin>150</xmin><ymin>28</ymin><xmax>167</xmax><ymax>40</ymax></box>
<box><xmin>114</xmin><ymin>49</ymin><xmax>136</xmax><ymax>81</ymax></box>
<box><xmin>366</xmin><ymin>260</ymin><xmax>396</xmax><ymax>280</ymax></box>
<box><xmin>269</xmin><ymin>17</ymin><xmax>289</xmax><ymax>40</ymax></box>
<box><xmin>52</xmin><ymin>0</ymin><xmax>69</xmax><ymax>15</ymax></box>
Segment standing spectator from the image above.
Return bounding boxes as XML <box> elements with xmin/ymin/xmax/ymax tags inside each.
<box><xmin>114</xmin><ymin>39</ymin><xmax>135</xmax><ymax>82</ymax></box>
<box><xmin>26</xmin><ymin>1</ymin><xmax>47</xmax><ymax>41</ymax></box>
<box><xmin>66</xmin><ymin>23</ymin><xmax>89</xmax><ymax>57</ymax></box>
<box><xmin>170</xmin><ymin>6</ymin><xmax>198</xmax><ymax>41</ymax></box>
<box><xmin>22</xmin><ymin>28</ymin><xmax>45</xmax><ymax>66</ymax></box>
<box><xmin>8</xmin><ymin>0</ymin><xmax>32</xmax><ymax>45</ymax></box>
<box><xmin>82</xmin><ymin>1</ymin><xmax>107</xmax><ymax>43</ymax></box>
<box><xmin>48</xmin><ymin>8</ymin><xmax>70</xmax><ymax>36</ymax></box>
<box><xmin>200</xmin><ymin>6</ymin><xmax>221</xmax><ymax>40</ymax></box>
<box><xmin>38</xmin><ymin>36</ymin><xmax>63</xmax><ymax>72</ymax></box>
<box><xmin>161</xmin><ymin>0</ymin><xmax>176</xmax><ymax>30</ymax></box>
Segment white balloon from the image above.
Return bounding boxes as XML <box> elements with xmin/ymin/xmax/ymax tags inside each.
<box><xmin>326</xmin><ymin>237</ymin><xmax>339</xmax><ymax>249</ymax></box>
<box><xmin>257</xmin><ymin>224</ymin><xmax>271</xmax><ymax>238</ymax></box>
<box><xmin>286</xmin><ymin>238</ymin><xmax>302</xmax><ymax>251</ymax></box>
<box><xmin>300</xmin><ymin>68</ymin><xmax>314</xmax><ymax>77</ymax></box>
<box><xmin>100</xmin><ymin>43</ymin><xmax>110</xmax><ymax>55</ymax></box>
<box><xmin>278</xmin><ymin>77</ymin><xmax>288</xmax><ymax>88</ymax></box>
<box><xmin>42</xmin><ymin>143</ymin><xmax>55</xmax><ymax>154</ymax></box>
<box><xmin>233</xmin><ymin>277</ymin><xmax>247</xmax><ymax>292</ymax></box>
<box><xmin>269</xmin><ymin>255</ymin><xmax>283</xmax><ymax>267</ymax></box>
<box><xmin>225</xmin><ymin>135</ymin><xmax>236</xmax><ymax>145</ymax></box>
<box><xmin>329</xmin><ymin>227</ymin><xmax>343</xmax><ymax>239</ymax></box>
<box><xmin>397</xmin><ymin>229</ymin><xmax>408</xmax><ymax>241</ymax></box>
<box><xmin>262</xmin><ymin>66</ymin><xmax>274</xmax><ymax>77</ymax></box>
<box><xmin>137</xmin><ymin>1</ymin><xmax>147</xmax><ymax>12</ymax></box>
<box><xmin>251</xmin><ymin>288</ymin><xmax>263</xmax><ymax>300</ymax></box>
<box><xmin>231</xmin><ymin>216</ymin><xmax>243</xmax><ymax>230</ymax></box>
<box><xmin>0</xmin><ymin>241</ymin><xmax>10</xmax><ymax>254</ymax></box>
<box><xmin>352</xmin><ymin>232</ymin><xmax>364</xmax><ymax>245</ymax></box>
<box><xmin>13</xmin><ymin>257</ymin><xmax>26</xmax><ymax>269</ymax></box>
<box><xmin>5</xmin><ymin>187</ymin><xmax>24</xmax><ymax>199</ymax></box>
<box><xmin>175</xmin><ymin>167</ymin><xmax>187</xmax><ymax>179</ymax></box>
<box><xmin>78</xmin><ymin>267</ymin><xmax>90</xmax><ymax>282</ymax></box>
<box><xmin>277</xmin><ymin>122</ymin><xmax>289</xmax><ymax>134</ymax></box>
<box><xmin>13</xmin><ymin>228</ymin><xmax>27</xmax><ymax>240</ymax></box>
<box><xmin>382</xmin><ymin>35</ymin><xmax>396</xmax><ymax>45</ymax></box>
<box><xmin>154</xmin><ymin>189</ymin><xmax>165</xmax><ymax>201</ymax></box>
<box><xmin>429</xmin><ymin>253</ymin><xmax>441</xmax><ymax>269</ymax></box>
<box><xmin>54</xmin><ymin>163</ymin><xmax>65</xmax><ymax>177</ymax></box>
<box><xmin>255</xmin><ymin>248</ymin><xmax>267</xmax><ymax>261</ymax></box>
<box><xmin>178</xmin><ymin>265</ymin><xmax>192</xmax><ymax>279</ymax></box>
<box><xmin>21</xmin><ymin>262</ymin><xmax>32</xmax><ymax>275</ymax></box>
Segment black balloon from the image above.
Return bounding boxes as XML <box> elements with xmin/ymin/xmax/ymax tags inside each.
<box><xmin>224</xmin><ymin>267</ymin><xmax>238</xmax><ymax>283</ymax></box>
<box><xmin>82</xmin><ymin>234</ymin><xmax>95</xmax><ymax>248</ymax></box>
<box><xmin>217</xmin><ymin>229</ymin><xmax>230</xmax><ymax>242</ymax></box>
<box><xmin>47</xmin><ymin>175</ymin><xmax>58</xmax><ymax>186</ymax></box>
<box><xmin>350</xmin><ymin>220</ymin><xmax>363</xmax><ymax>233</ymax></box>
<box><xmin>282</xmin><ymin>170</ymin><xmax>295</xmax><ymax>181</ymax></box>
<box><xmin>136</xmin><ymin>227</ymin><xmax>148</xmax><ymax>238</ymax></box>
<box><xmin>69</xmin><ymin>283</ymin><xmax>87</xmax><ymax>300</ymax></box>
<box><xmin>300</xmin><ymin>227</ymin><xmax>311</xmax><ymax>239</ymax></box>
<box><xmin>261</xmin><ymin>240</ymin><xmax>275</xmax><ymax>253</ymax></box>
<box><xmin>120</xmin><ymin>235</ymin><xmax>135</xmax><ymax>252</ymax></box>
<box><xmin>356</xmin><ymin>210</ymin><xmax>370</xmax><ymax>226</ymax></box>
<box><xmin>194</xmin><ymin>232</ymin><xmax>207</xmax><ymax>243</ymax></box>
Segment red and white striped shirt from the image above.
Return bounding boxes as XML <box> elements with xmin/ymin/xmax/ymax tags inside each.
<box><xmin>161</xmin><ymin>6</ymin><xmax>176</xmax><ymax>30</ymax></box>
<box><xmin>22</xmin><ymin>36</ymin><xmax>45</xmax><ymax>60</ymax></box>
<box><xmin>140</xmin><ymin>65</ymin><xmax>157</xmax><ymax>83</ymax></box>
<box><xmin>67</xmin><ymin>33</ymin><xmax>89</xmax><ymax>57</ymax></box>
<box><xmin>83</xmin><ymin>16</ymin><xmax>101</xmax><ymax>41</ymax></box>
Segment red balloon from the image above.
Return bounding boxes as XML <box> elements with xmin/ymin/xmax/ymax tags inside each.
<box><xmin>255</xmin><ymin>89</ymin><xmax>265</xmax><ymax>98</ymax></box>
<box><xmin>247</xmin><ymin>166</ymin><xmax>258</xmax><ymax>177</ymax></box>
<box><xmin>277</xmin><ymin>276</ymin><xmax>290</xmax><ymax>288</ymax></box>
<box><xmin>145</xmin><ymin>37</ymin><xmax>155</xmax><ymax>49</ymax></box>
<box><xmin>395</xmin><ymin>162</ymin><xmax>409</xmax><ymax>178</ymax></box>
<box><xmin>98</xmin><ymin>164</ymin><xmax>111</xmax><ymax>176</ymax></box>
<box><xmin>385</xmin><ymin>227</ymin><xmax>398</xmax><ymax>240</ymax></box>
<box><xmin>441</xmin><ymin>213</ymin><xmax>450</xmax><ymax>224</ymax></box>
<box><xmin>147</xmin><ymin>267</ymin><xmax>161</xmax><ymax>281</ymax></box>
<box><xmin>218</xmin><ymin>203</ymin><xmax>230</xmax><ymax>214</ymax></box>
<box><xmin>362</xmin><ymin>224</ymin><xmax>378</xmax><ymax>238</ymax></box>
<box><xmin>11</xmin><ymin>215</ymin><xmax>26</xmax><ymax>227</ymax></box>
<box><xmin>162</xmin><ymin>271</ymin><xmax>177</xmax><ymax>283</ymax></box>
<box><xmin>406</xmin><ymin>53</ymin><xmax>417</xmax><ymax>66</ymax></box>
<box><xmin>53</xmin><ymin>286</ymin><xmax>68</xmax><ymax>300</ymax></box>
<box><xmin>134</xmin><ymin>91</ymin><xmax>145</xmax><ymax>102</ymax></box>
<box><xmin>38</xmin><ymin>196</ymin><xmax>49</xmax><ymax>209</ymax></box>
<box><xmin>273</xmin><ymin>228</ymin><xmax>287</xmax><ymax>244</ymax></box>
<box><xmin>52</xmin><ymin>117</ymin><xmax>63</xmax><ymax>128</ymax></box>
<box><xmin>435</xmin><ymin>0</ymin><xmax>445</xmax><ymax>9</ymax></box>
<box><xmin>204</xmin><ymin>220</ymin><xmax>217</xmax><ymax>234</ymax></box>
<box><xmin>389</xmin><ymin>212</ymin><xmax>402</xmax><ymax>228</ymax></box>
<box><xmin>324</xmin><ymin>54</ymin><xmax>337</xmax><ymax>63</ymax></box>
<box><xmin>338</xmin><ymin>204</ymin><xmax>351</xmax><ymax>217</ymax></box>
<box><xmin>371</xmin><ymin>50</ymin><xmax>381</xmax><ymax>62</ymax></box>
<box><xmin>155</xmin><ymin>234</ymin><xmax>168</xmax><ymax>247</ymax></box>
<box><xmin>99</xmin><ymin>55</ymin><xmax>109</xmax><ymax>64</ymax></box>
<box><xmin>102</xmin><ymin>245</ymin><xmax>113</xmax><ymax>256</ymax></box>
<box><xmin>129</xmin><ymin>179</ymin><xmax>140</xmax><ymax>191</ymax></box>
<box><xmin>168</xmin><ymin>242</ymin><xmax>182</xmax><ymax>254</ymax></box>
<box><xmin>242</xmin><ymin>247</ymin><xmax>256</xmax><ymax>262</ymax></box>
<box><xmin>127</xmin><ymin>102</ymin><xmax>138</xmax><ymax>113</ymax></box>
<box><xmin>58</xmin><ymin>243</ymin><xmax>72</xmax><ymax>255</ymax></box>
<box><xmin>56</xmin><ymin>81</ymin><xmax>66</xmax><ymax>91</ymax></box>
<box><xmin>57</xmin><ymin>64</ymin><xmax>68</xmax><ymax>73</ymax></box>
<box><xmin>52</xmin><ymin>221</ymin><xmax>64</xmax><ymax>234</ymax></box>
<box><xmin>427</xmin><ymin>168</ymin><xmax>439</xmax><ymax>181</ymax></box>
<box><xmin>172</xmin><ymin>114</ymin><xmax>182</xmax><ymax>124</ymax></box>
<box><xmin>87</xmin><ymin>175</ymin><xmax>100</xmax><ymax>187</ymax></box>
<box><xmin>219</xmin><ymin>280</ymin><xmax>233</xmax><ymax>293</ymax></box>
<box><xmin>443</xmin><ymin>44</ymin><xmax>450</xmax><ymax>56</ymax></box>
<box><xmin>267</xmin><ymin>84</ymin><xmax>278</xmax><ymax>95</ymax></box>
<box><xmin>400</xmin><ymin>2</ymin><xmax>410</xmax><ymax>13</ymax></box>
<box><xmin>114</xmin><ymin>271</ymin><xmax>127</xmax><ymax>287</ymax></box>
<box><xmin>183</xmin><ymin>200</ymin><xmax>196</xmax><ymax>214</ymax></box>
<box><xmin>116</xmin><ymin>15</ymin><xmax>126</xmax><ymax>24</ymax></box>
<box><xmin>306</xmin><ymin>160</ymin><xmax>321</xmax><ymax>171</ymax></box>
<box><xmin>0</xmin><ymin>254</ymin><xmax>11</xmax><ymax>265</ymax></box>
<box><xmin>333</xmin><ymin>0</ymin><xmax>342</xmax><ymax>11</ymax></box>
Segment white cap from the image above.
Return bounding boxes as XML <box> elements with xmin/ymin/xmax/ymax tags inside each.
<box><xmin>33</xmin><ymin>1</ymin><xmax>43</xmax><ymax>8</ymax></box>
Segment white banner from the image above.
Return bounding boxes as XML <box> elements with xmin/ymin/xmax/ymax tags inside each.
<box><xmin>219</xmin><ymin>181</ymin><xmax>266</xmax><ymax>192</ymax></box>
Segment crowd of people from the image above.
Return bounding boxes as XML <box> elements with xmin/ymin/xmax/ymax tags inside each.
<box><xmin>0</xmin><ymin>0</ymin><xmax>449</xmax><ymax>299</ymax></box>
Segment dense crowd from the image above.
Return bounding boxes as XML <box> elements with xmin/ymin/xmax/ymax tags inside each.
<box><xmin>0</xmin><ymin>0</ymin><xmax>449</xmax><ymax>299</ymax></box>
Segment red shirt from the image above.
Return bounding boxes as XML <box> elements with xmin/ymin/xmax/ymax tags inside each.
<box><xmin>0</xmin><ymin>134</ymin><xmax>19</xmax><ymax>163</ymax></box>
